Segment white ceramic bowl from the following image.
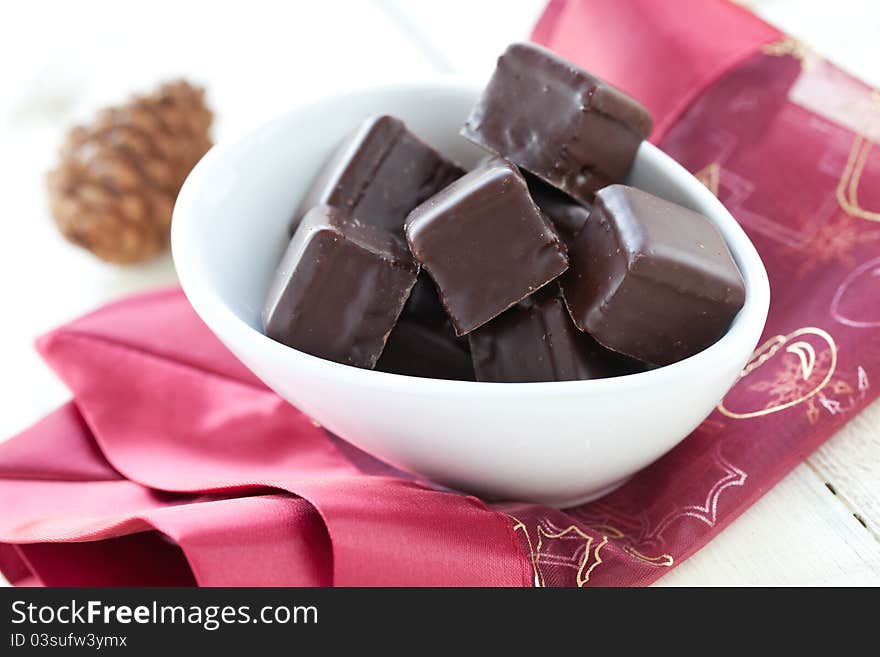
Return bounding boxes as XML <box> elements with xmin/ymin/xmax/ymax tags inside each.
<box><xmin>172</xmin><ymin>79</ymin><xmax>770</xmax><ymax>507</ymax></box>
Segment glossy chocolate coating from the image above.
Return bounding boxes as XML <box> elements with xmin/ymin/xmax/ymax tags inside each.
<box><xmin>264</xmin><ymin>204</ymin><xmax>418</xmax><ymax>368</ymax></box>
<box><xmin>376</xmin><ymin>319</ymin><xmax>475</xmax><ymax>381</ymax></box>
<box><xmin>461</xmin><ymin>42</ymin><xmax>652</xmax><ymax>204</ymax></box>
<box><xmin>405</xmin><ymin>158</ymin><xmax>569</xmax><ymax>336</ymax></box>
<box><xmin>402</xmin><ymin>272</ymin><xmax>448</xmax><ymax>325</ymax></box>
<box><xmin>561</xmin><ymin>185</ymin><xmax>746</xmax><ymax>366</ymax></box>
<box><xmin>470</xmin><ymin>287</ymin><xmax>646</xmax><ymax>382</ymax></box>
<box><xmin>525</xmin><ymin>172</ymin><xmax>592</xmax><ymax>242</ymax></box>
<box><xmin>291</xmin><ymin>115</ymin><xmax>463</xmax><ymax>235</ymax></box>
<box><xmin>376</xmin><ymin>272</ymin><xmax>474</xmax><ymax>380</ymax></box>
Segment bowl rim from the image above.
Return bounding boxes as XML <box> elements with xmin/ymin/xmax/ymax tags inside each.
<box><xmin>172</xmin><ymin>77</ymin><xmax>771</xmax><ymax>399</ymax></box>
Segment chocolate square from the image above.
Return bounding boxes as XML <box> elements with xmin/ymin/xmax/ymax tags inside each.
<box><xmin>291</xmin><ymin>115</ymin><xmax>463</xmax><ymax>235</ymax></box>
<box><xmin>462</xmin><ymin>43</ymin><xmax>652</xmax><ymax>204</ymax></box>
<box><xmin>400</xmin><ymin>272</ymin><xmax>449</xmax><ymax>326</ymax></box>
<box><xmin>376</xmin><ymin>319</ymin><xmax>475</xmax><ymax>381</ymax></box>
<box><xmin>375</xmin><ymin>273</ymin><xmax>475</xmax><ymax>380</ymax></box>
<box><xmin>264</xmin><ymin>204</ymin><xmax>418</xmax><ymax>368</ymax></box>
<box><xmin>525</xmin><ymin>172</ymin><xmax>592</xmax><ymax>243</ymax></box>
<box><xmin>469</xmin><ymin>286</ymin><xmax>645</xmax><ymax>382</ymax></box>
<box><xmin>561</xmin><ymin>185</ymin><xmax>746</xmax><ymax>366</ymax></box>
<box><xmin>405</xmin><ymin>158</ymin><xmax>568</xmax><ymax>335</ymax></box>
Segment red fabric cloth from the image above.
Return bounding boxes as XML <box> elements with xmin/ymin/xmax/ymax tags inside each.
<box><xmin>2</xmin><ymin>0</ymin><xmax>879</xmax><ymax>586</ymax></box>
<box><xmin>532</xmin><ymin>0</ymin><xmax>782</xmax><ymax>140</ymax></box>
<box><xmin>507</xmin><ymin>0</ymin><xmax>880</xmax><ymax>586</ymax></box>
<box><xmin>0</xmin><ymin>290</ymin><xmax>531</xmax><ymax>586</ymax></box>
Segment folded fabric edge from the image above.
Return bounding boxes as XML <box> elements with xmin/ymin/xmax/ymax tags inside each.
<box><xmin>0</xmin><ymin>545</ymin><xmax>40</xmax><ymax>586</ymax></box>
<box><xmin>31</xmin><ymin>320</ymin><xmax>534</xmax><ymax>586</ymax></box>
<box><xmin>0</xmin><ymin>523</ymin><xmax>198</xmax><ymax>586</ymax></box>
<box><xmin>0</xmin><ymin>398</ymin><xmax>532</xmax><ymax>586</ymax></box>
<box><xmin>530</xmin><ymin>0</ymin><xmax>784</xmax><ymax>142</ymax></box>
<box><xmin>650</xmin><ymin>35</ymin><xmax>782</xmax><ymax>141</ymax></box>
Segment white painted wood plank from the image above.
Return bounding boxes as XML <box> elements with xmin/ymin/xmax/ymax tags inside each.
<box><xmin>737</xmin><ymin>0</ymin><xmax>880</xmax><ymax>87</ymax></box>
<box><xmin>656</xmin><ymin>463</ymin><xmax>880</xmax><ymax>586</ymax></box>
<box><xmin>0</xmin><ymin>0</ymin><xmax>440</xmax><ymax>141</ymax></box>
<box><xmin>374</xmin><ymin>0</ymin><xmax>547</xmax><ymax>80</ymax></box>
<box><xmin>809</xmin><ymin>400</ymin><xmax>880</xmax><ymax>538</ymax></box>
<box><xmin>0</xmin><ymin>0</ymin><xmax>438</xmax><ymax>442</ymax></box>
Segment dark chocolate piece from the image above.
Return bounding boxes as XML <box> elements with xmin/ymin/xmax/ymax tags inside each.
<box><xmin>561</xmin><ymin>185</ymin><xmax>746</xmax><ymax>366</ymax></box>
<box><xmin>264</xmin><ymin>204</ymin><xmax>418</xmax><ymax>368</ymax></box>
<box><xmin>401</xmin><ymin>272</ymin><xmax>448</xmax><ymax>326</ymax></box>
<box><xmin>405</xmin><ymin>158</ymin><xmax>569</xmax><ymax>336</ymax></box>
<box><xmin>376</xmin><ymin>319</ymin><xmax>475</xmax><ymax>381</ymax></box>
<box><xmin>469</xmin><ymin>286</ymin><xmax>645</xmax><ymax>382</ymax></box>
<box><xmin>291</xmin><ymin>115</ymin><xmax>463</xmax><ymax>235</ymax></box>
<box><xmin>476</xmin><ymin>157</ymin><xmax>593</xmax><ymax>242</ymax></box>
<box><xmin>376</xmin><ymin>272</ymin><xmax>474</xmax><ymax>380</ymax></box>
<box><xmin>462</xmin><ymin>42</ymin><xmax>652</xmax><ymax>204</ymax></box>
<box><xmin>525</xmin><ymin>172</ymin><xmax>592</xmax><ymax>242</ymax></box>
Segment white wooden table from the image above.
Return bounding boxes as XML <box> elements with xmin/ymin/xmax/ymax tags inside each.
<box><xmin>0</xmin><ymin>0</ymin><xmax>877</xmax><ymax>586</ymax></box>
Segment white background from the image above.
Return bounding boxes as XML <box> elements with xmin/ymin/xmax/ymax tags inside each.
<box><xmin>0</xmin><ymin>0</ymin><xmax>878</xmax><ymax>585</ymax></box>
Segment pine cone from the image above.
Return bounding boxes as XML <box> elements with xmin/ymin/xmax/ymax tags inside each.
<box><xmin>47</xmin><ymin>80</ymin><xmax>213</xmax><ymax>264</ymax></box>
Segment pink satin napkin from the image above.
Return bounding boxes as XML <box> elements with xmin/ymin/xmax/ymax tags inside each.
<box><xmin>0</xmin><ymin>289</ymin><xmax>532</xmax><ymax>586</ymax></box>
